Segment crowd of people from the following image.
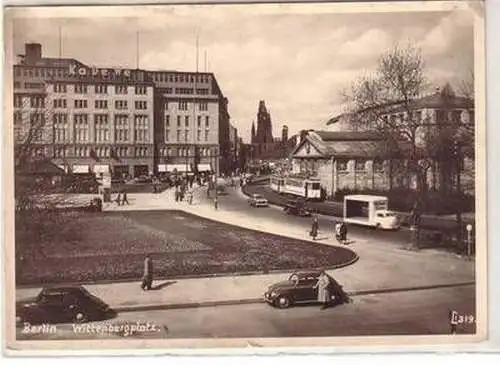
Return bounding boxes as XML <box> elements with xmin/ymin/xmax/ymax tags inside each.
<box><xmin>309</xmin><ymin>216</ymin><xmax>349</xmax><ymax>244</ymax></box>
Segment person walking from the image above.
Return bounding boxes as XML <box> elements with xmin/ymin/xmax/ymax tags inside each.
<box><xmin>313</xmin><ymin>270</ymin><xmax>331</xmax><ymax>310</ymax></box>
<box><xmin>310</xmin><ymin>216</ymin><xmax>319</xmax><ymax>241</ymax></box>
<box><xmin>115</xmin><ymin>193</ymin><xmax>121</xmax><ymax>206</ymax></box>
<box><xmin>122</xmin><ymin>191</ymin><xmax>129</xmax><ymax>205</ymax></box>
<box><xmin>141</xmin><ymin>255</ymin><xmax>154</xmax><ymax>291</ymax></box>
<box><xmin>339</xmin><ymin>222</ymin><xmax>348</xmax><ymax>244</ymax></box>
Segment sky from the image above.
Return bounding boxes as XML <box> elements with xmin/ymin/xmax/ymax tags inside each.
<box><xmin>11</xmin><ymin>4</ymin><xmax>475</xmax><ymax>143</ymax></box>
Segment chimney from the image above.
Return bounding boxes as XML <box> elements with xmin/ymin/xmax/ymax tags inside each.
<box><xmin>25</xmin><ymin>43</ymin><xmax>42</xmax><ymax>64</ymax></box>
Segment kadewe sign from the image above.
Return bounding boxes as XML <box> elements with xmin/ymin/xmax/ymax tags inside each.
<box><xmin>69</xmin><ymin>64</ymin><xmax>146</xmax><ymax>82</ymax></box>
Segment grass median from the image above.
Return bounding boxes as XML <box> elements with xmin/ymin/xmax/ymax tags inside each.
<box><xmin>16</xmin><ymin>210</ymin><xmax>357</xmax><ymax>285</ymax></box>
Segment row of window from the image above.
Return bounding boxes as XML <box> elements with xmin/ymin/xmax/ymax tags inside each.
<box><xmin>166</xmin><ymin>101</ymin><xmax>209</xmax><ymax>111</ymax></box>
<box><xmin>159</xmin><ymin>146</ymin><xmax>214</xmax><ymax>157</ymax></box>
<box><xmin>164</xmin><ymin>129</ymin><xmax>210</xmax><ymax>143</ymax></box>
<box><xmin>165</xmin><ymin>115</ymin><xmax>210</xmax><ymax>128</ymax></box>
<box><xmin>54</xmin><ymin>146</ymin><xmax>152</xmax><ymax>158</ymax></box>
<box><xmin>51</xmin><ymin>84</ymin><xmax>149</xmax><ymax>95</ymax></box>
<box><xmin>300</xmin><ymin>159</ymin><xmax>385</xmax><ymax>173</ymax></box>
<box><xmin>53</xmin><ymin>99</ymin><xmax>150</xmax><ymax>110</ymax></box>
<box><xmin>16</xmin><ymin>66</ymin><xmax>212</xmax><ymax>84</ymax></box>
<box><xmin>381</xmin><ymin>109</ymin><xmax>471</xmax><ymax>125</ymax></box>
<box><xmin>53</xmin><ymin>126</ymin><xmax>150</xmax><ymax>144</ymax></box>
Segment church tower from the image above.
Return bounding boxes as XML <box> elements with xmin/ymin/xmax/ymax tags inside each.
<box><xmin>251</xmin><ymin>122</ymin><xmax>256</xmax><ymax>144</ymax></box>
<box><xmin>256</xmin><ymin>100</ymin><xmax>274</xmax><ymax>144</ymax></box>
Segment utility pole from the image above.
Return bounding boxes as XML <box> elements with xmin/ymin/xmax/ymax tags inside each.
<box><xmin>214</xmin><ymin>145</ymin><xmax>219</xmax><ymax>210</ymax></box>
<box><xmin>58</xmin><ymin>26</ymin><xmax>63</xmax><ymax>58</ymax></box>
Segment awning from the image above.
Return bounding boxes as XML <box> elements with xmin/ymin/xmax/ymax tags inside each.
<box><xmin>197</xmin><ymin>164</ymin><xmax>212</xmax><ymax>172</ymax></box>
<box><xmin>93</xmin><ymin>165</ymin><xmax>110</xmax><ymax>174</ymax></box>
<box><xmin>166</xmin><ymin>164</ymin><xmax>192</xmax><ymax>173</ymax></box>
<box><xmin>72</xmin><ymin>165</ymin><xmax>90</xmax><ymax>174</ymax></box>
<box><xmin>157</xmin><ymin>164</ymin><xmax>168</xmax><ymax>173</ymax></box>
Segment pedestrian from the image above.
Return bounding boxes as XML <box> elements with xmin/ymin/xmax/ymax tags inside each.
<box><xmin>310</xmin><ymin>216</ymin><xmax>319</xmax><ymax>241</ymax></box>
<box><xmin>115</xmin><ymin>193</ymin><xmax>121</xmax><ymax>206</ymax></box>
<box><xmin>122</xmin><ymin>191</ymin><xmax>129</xmax><ymax>205</ymax></box>
<box><xmin>141</xmin><ymin>255</ymin><xmax>154</xmax><ymax>291</ymax></box>
<box><xmin>187</xmin><ymin>189</ymin><xmax>194</xmax><ymax>205</ymax></box>
<box><xmin>313</xmin><ymin>270</ymin><xmax>331</xmax><ymax>310</ymax></box>
<box><xmin>340</xmin><ymin>222</ymin><xmax>348</xmax><ymax>244</ymax></box>
<box><xmin>175</xmin><ymin>189</ymin><xmax>180</xmax><ymax>202</ymax></box>
<box><xmin>335</xmin><ymin>221</ymin><xmax>342</xmax><ymax>242</ymax></box>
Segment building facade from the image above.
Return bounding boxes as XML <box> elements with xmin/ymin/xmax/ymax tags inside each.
<box><xmin>13</xmin><ymin>42</ymin><xmax>233</xmax><ymax>178</ymax></box>
<box><xmin>326</xmin><ymin>85</ymin><xmax>475</xmax><ymax>194</ymax></box>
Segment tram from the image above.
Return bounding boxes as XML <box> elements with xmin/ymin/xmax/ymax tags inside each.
<box><xmin>270</xmin><ymin>175</ymin><xmax>322</xmax><ymax>200</ymax></box>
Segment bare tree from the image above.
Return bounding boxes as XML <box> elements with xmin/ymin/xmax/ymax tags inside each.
<box><xmin>341</xmin><ymin>44</ymin><xmax>432</xmax><ymax>239</ymax></box>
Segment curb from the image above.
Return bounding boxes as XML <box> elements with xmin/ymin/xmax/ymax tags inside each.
<box><xmin>113</xmin><ymin>281</ymin><xmax>475</xmax><ymax>313</ymax></box>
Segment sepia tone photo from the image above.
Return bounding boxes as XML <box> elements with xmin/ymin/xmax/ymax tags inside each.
<box><xmin>3</xmin><ymin>1</ymin><xmax>487</xmax><ymax>353</ymax></box>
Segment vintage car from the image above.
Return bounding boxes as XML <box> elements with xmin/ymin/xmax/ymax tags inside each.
<box><xmin>16</xmin><ymin>286</ymin><xmax>115</xmax><ymax>325</ymax></box>
<box><xmin>248</xmin><ymin>193</ymin><xmax>269</xmax><ymax>207</ymax></box>
<box><xmin>264</xmin><ymin>270</ymin><xmax>350</xmax><ymax>309</ymax></box>
<box><xmin>283</xmin><ymin>199</ymin><xmax>311</xmax><ymax>217</ymax></box>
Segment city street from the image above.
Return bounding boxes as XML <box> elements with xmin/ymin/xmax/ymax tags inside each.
<box><xmin>17</xmin><ymin>285</ymin><xmax>475</xmax><ymax>340</ymax></box>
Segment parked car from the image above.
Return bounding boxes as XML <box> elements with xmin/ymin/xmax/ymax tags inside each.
<box><xmin>248</xmin><ymin>193</ymin><xmax>269</xmax><ymax>207</ymax></box>
<box><xmin>283</xmin><ymin>199</ymin><xmax>311</xmax><ymax>217</ymax></box>
<box><xmin>16</xmin><ymin>286</ymin><xmax>114</xmax><ymax>325</ymax></box>
<box><xmin>264</xmin><ymin>270</ymin><xmax>350</xmax><ymax>309</ymax></box>
<box><xmin>134</xmin><ymin>175</ymin><xmax>152</xmax><ymax>183</ymax></box>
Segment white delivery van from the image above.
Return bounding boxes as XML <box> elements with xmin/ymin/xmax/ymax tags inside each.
<box><xmin>343</xmin><ymin>195</ymin><xmax>400</xmax><ymax>230</ymax></box>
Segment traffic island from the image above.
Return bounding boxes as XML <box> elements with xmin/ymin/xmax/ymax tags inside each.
<box><xmin>16</xmin><ymin>210</ymin><xmax>358</xmax><ymax>286</ymax></box>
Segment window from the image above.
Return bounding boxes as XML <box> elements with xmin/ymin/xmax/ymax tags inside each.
<box><xmin>184</xmin><ymin>129</ymin><xmax>188</xmax><ymax>142</ymax></box>
<box><xmin>355</xmin><ymin>160</ymin><xmax>366</xmax><ymax>171</ymax></box>
<box><xmin>135</xmin><ymin>100</ymin><xmax>147</xmax><ymax>110</ymax></box>
<box><xmin>165</xmin><ymin>115</ymin><xmax>170</xmax><ymax>127</ymax></box>
<box><xmin>452</xmin><ymin>110</ymin><xmax>462</xmax><ymax>124</ymax></box>
<box><xmin>413</xmin><ymin>110</ymin><xmax>423</xmax><ymax>123</ymax></box>
<box><xmin>199</xmin><ymin>102</ymin><xmax>208</xmax><ymax>111</ymax></box>
<box><xmin>30</xmin><ymin>96</ymin><xmax>45</xmax><ymax>108</ymax></box>
<box><xmin>164</xmin><ymin>101</ymin><xmax>169</xmax><ymax>110</ymax></box>
<box><xmin>95</xmin><ymin>100</ymin><xmax>108</xmax><ymax>109</ymax></box>
<box><xmin>134</xmin><ymin>147</ymin><xmax>148</xmax><ymax>157</ymax></box>
<box><xmin>14</xmin><ymin>95</ymin><xmax>23</xmax><ymax>108</ymax></box>
<box><xmin>165</xmin><ymin>88</ymin><xmax>173</xmax><ymax>94</ymax></box>
<box><xmin>74</xmin><ymin>99</ymin><xmax>88</xmax><ymax>109</ymax></box>
<box><xmin>179</xmin><ymin>101</ymin><xmax>188</xmax><ymax>111</ymax></box>
<box><xmin>177</xmin><ymin>130</ymin><xmax>181</xmax><ymax>141</ymax></box>
<box><xmin>373</xmin><ymin>159</ymin><xmax>384</xmax><ymax>172</ymax></box>
<box><xmin>165</xmin><ymin>129</ymin><xmax>170</xmax><ymax>142</ymax></box>
<box><xmin>54</xmin><ymin>84</ymin><xmax>67</xmax><ymax>93</ymax></box>
<box><xmin>74</xmin><ymin>114</ymin><xmax>90</xmax><ymax>143</ymax></box>
<box><xmin>115</xmin><ymin>100</ymin><xmax>128</xmax><ymax>110</ymax></box>
<box><xmin>95</xmin><ymin>84</ymin><xmax>108</xmax><ymax>94</ymax></box>
<box><xmin>134</xmin><ymin>115</ymin><xmax>149</xmax><ymax>142</ymax></box>
<box><xmin>74</xmin><ymin>84</ymin><xmax>88</xmax><ymax>94</ymax></box>
<box><xmin>53</xmin><ymin>114</ymin><xmax>69</xmax><ymax>143</ymax></box>
<box><xmin>337</xmin><ymin>159</ymin><xmax>348</xmax><ymax>171</ymax></box>
<box><xmin>114</xmin><ymin>114</ymin><xmax>129</xmax><ymax>142</ymax></box>
<box><xmin>197</xmin><ymin>89</ymin><xmax>209</xmax><ymax>95</ymax></box>
<box><xmin>25</xmin><ymin>82</ymin><xmax>44</xmax><ymax>89</ymax></box>
<box><xmin>177</xmin><ymin>115</ymin><xmax>181</xmax><ymax>127</ymax></box>
<box><xmin>204</xmin><ymin>130</ymin><xmax>209</xmax><ymax>142</ymax></box>
<box><xmin>205</xmin><ymin>116</ymin><xmax>210</xmax><ymax>128</ymax></box>
<box><xmin>197</xmin><ymin>115</ymin><xmax>202</xmax><ymax>128</ymax></box>
<box><xmin>75</xmin><ymin>146</ymin><xmax>89</xmax><ymax>157</ymax></box>
<box><xmin>115</xmin><ymin>85</ymin><xmax>128</xmax><ymax>94</ymax></box>
<box><xmin>185</xmin><ymin>116</ymin><xmax>189</xmax><ymax>127</ymax></box>
<box><xmin>53</xmin><ymin>99</ymin><xmax>67</xmax><ymax>108</ymax></box>
<box><xmin>135</xmin><ymin>86</ymin><xmax>147</xmax><ymax>95</ymax></box>
<box><xmin>197</xmin><ymin>129</ymin><xmax>201</xmax><ymax>141</ymax></box>
<box><xmin>14</xmin><ymin>81</ymin><xmax>21</xmax><ymax>89</ymax></box>
<box><xmin>94</xmin><ymin>114</ymin><xmax>110</xmax><ymax>142</ymax></box>
<box><xmin>14</xmin><ymin>111</ymin><xmax>23</xmax><ymax>124</ymax></box>
<box><xmin>54</xmin><ymin>147</ymin><xmax>68</xmax><ymax>158</ymax></box>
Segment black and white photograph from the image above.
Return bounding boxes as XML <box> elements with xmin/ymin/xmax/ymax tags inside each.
<box><xmin>2</xmin><ymin>0</ymin><xmax>487</xmax><ymax>351</ymax></box>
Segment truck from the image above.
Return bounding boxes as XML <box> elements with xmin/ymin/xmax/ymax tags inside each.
<box><xmin>343</xmin><ymin>195</ymin><xmax>400</xmax><ymax>230</ymax></box>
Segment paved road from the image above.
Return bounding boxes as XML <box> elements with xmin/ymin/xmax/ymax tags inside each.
<box><xmin>207</xmin><ymin>186</ymin><xmax>421</xmax><ymax>249</ymax></box>
<box><xmin>16</xmin><ymin>285</ymin><xmax>475</xmax><ymax>340</ymax></box>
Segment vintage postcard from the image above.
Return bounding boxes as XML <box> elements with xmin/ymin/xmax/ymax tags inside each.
<box><xmin>2</xmin><ymin>0</ymin><xmax>487</xmax><ymax>354</ymax></box>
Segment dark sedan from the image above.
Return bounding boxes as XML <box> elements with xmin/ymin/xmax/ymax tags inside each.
<box><xmin>283</xmin><ymin>200</ymin><xmax>312</xmax><ymax>217</ymax></box>
<box><xmin>16</xmin><ymin>286</ymin><xmax>115</xmax><ymax>325</ymax></box>
<box><xmin>264</xmin><ymin>271</ymin><xmax>350</xmax><ymax>309</ymax></box>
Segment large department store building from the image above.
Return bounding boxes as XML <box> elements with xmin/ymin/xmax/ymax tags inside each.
<box><xmin>13</xmin><ymin>43</ymin><xmax>232</xmax><ymax>178</ymax></box>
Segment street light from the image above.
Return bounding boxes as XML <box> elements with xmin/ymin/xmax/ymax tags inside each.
<box><xmin>466</xmin><ymin>224</ymin><xmax>473</xmax><ymax>258</ymax></box>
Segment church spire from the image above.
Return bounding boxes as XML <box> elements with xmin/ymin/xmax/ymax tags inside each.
<box><xmin>251</xmin><ymin>122</ymin><xmax>256</xmax><ymax>143</ymax></box>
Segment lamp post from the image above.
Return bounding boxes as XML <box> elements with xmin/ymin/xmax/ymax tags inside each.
<box><xmin>466</xmin><ymin>224</ymin><xmax>473</xmax><ymax>259</ymax></box>
<box><xmin>214</xmin><ymin>145</ymin><xmax>219</xmax><ymax>210</ymax></box>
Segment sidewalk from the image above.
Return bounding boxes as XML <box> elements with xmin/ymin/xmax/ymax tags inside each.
<box><xmin>16</xmin><ymin>184</ymin><xmax>475</xmax><ymax>312</ymax></box>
